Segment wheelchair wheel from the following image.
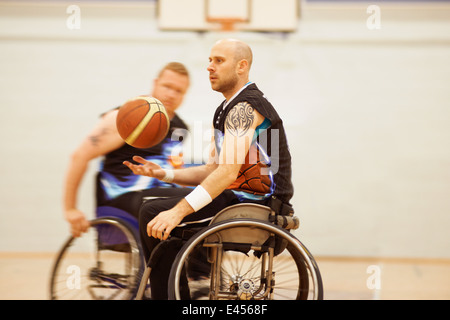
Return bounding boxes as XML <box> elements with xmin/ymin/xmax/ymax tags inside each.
<box><xmin>49</xmin><ymin>217</ymin><xmax>143</xmax><ymax>300</ymax></box>
<box><xmin>168</xmin><ymin>219</ymin><xmax>323</xmax><ymax>300</ymax></box>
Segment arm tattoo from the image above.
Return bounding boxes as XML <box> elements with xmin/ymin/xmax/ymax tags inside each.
<box><xmin>225</xmin><ymin>102</ymin><xmax>255</xmax><ymax>137</ymax></box>
<box><xmin>89</xmin><ymin>128</ymin><xmax>111</xmax><ymax>147</ymax></box>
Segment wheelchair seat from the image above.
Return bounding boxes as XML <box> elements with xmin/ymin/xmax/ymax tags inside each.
<box><xmin>96</xmin><ymin>206</ymin><xmax>139</xmax><ymax>231</ymax></box>
<box><xmin>205</xmin><ymin>203</ymin><xmax>300</xmax><ymax>245</ymax></box>
<box><xmin>209</xmin><ymin>203</ymin><xmax>271</xmax><ymax>225</ymax></box>
<box><xmin>210</xmin><ymin>202</ymin><xmax>300</xmax><ymax>229</ymax></box>
<box><xmin>95</xmin><ymin>206</ymin><xmax>140</xmax><ymax>249</ymax></box>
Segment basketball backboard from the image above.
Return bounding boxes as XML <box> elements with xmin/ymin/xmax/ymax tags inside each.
<box><xmin>158</xmin><ymin>0</ymin><xmax>299</xmax><ymax>32</ymax></box>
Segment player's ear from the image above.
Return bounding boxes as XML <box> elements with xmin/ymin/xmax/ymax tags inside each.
<box><xmin>237</xmin><ymin>59</ymin><xmax>249</xmax><ymax>75</ymax></box>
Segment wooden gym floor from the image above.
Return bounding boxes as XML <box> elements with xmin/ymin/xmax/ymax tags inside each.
<box><xmin>0</xmin><ymin>252</ymin><xmax>449</xmax><ymax>300</ymax></box>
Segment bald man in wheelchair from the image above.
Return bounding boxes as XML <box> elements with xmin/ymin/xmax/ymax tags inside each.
<box><xmin>124</xmin><ymin>39</ymin><xmax>294</xmax><ymax>299</ymax></box>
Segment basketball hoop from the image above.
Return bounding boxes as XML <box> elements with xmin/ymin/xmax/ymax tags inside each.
<box><xmin>206</xmin><ymin>17</ymin><xmax>247</xmax><ymax>32</ymax></box>
<box><xmin>158</xmin><ymin>0</ymin><xmax>299</xmax><ymax>33</ymax></box>
<box><xmin>206</xmin><ymin>0</ymin><xmax>250</xmax><ymax>32</ymax></box>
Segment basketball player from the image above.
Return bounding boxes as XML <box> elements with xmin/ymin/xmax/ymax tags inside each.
<box><xmin>124</xmin><ymin>39</ymin><xmax>293</xmax><ymax>299</ymax></box>
<box><xmin>63</xmin><ymin>62</ymin><xmax>192</xmax><ymax>238</ymax></box>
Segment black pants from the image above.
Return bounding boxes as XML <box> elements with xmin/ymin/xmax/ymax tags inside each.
<box><xmin>139</xmin><ymin>189</ymin><xmax>240</xmax><ymax>300</ymax></box>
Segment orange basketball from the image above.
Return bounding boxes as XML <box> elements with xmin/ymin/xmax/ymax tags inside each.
<box><xmin>116</xmin><ymin>96</ymin><xmax>170</xmax><ymax>149</ymax></box>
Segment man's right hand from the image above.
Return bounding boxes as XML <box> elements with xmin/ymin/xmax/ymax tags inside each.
<box><xmin>65</xmin><ymin>209</ymin><xmax>90</xmax><ymax>238</ymax></box>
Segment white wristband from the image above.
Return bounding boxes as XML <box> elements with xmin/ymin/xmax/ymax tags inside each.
<box><xmin>161</xmin><ymin>169</ymin><xmax>174</xmax><ymax>183</ymax></box>
<box><xmin>185</xmin><ymin>185</ymin><xmax>212</xmax><ymax>212</ymax></box>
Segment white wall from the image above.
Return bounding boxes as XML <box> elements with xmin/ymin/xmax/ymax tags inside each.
<box><xmin>0</xmin><ymin>1</ymin><xmax>449</xmax><ymax>259</ymax></box>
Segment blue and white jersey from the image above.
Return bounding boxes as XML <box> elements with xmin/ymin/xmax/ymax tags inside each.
<box><xmin>96</xmin><ymin>114</ymin><xmax>188</xmax><ymax>205</ymax></box>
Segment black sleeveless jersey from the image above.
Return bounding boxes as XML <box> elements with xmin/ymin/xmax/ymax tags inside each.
<box><xmin>213</xmin><ymin>84</ymin><xmax>294</xmax><ymax>204</ymax></box>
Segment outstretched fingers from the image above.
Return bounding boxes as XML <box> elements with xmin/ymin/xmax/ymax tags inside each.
<box><xmin>123</xmin><ymin>159</ymin><xmax>151</xmax><ymax>177</ymax></box>
<box><xmin>123</xmin><ymin>156</ymin><xmax>162</xmax><ymax>177</ymax></box>
<box><xmin>132</xmin><ymin>155</ymin><xmax>147</xmax><ymax>164</ymax></box>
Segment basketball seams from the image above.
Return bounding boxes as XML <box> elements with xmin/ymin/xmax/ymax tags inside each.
<box><xmin>153</xmin><ymin>99</ymin><xmax>168</xmax><ymax>144</ymax></box>
<box><xmin>156</xmin><ymin>101</ymin><xmax>163</xmax><ymax>143</ymax></box>
<box><xmin>232</xmin><ymin>160</ymin><xmax>272</xmax><ymax>195</ymax></box>
<box><xmin>125</xmin><ymin>99</ymin><xmax>168</xmax><ymax>146</ymax></box>
<box><xmin>125</xmin><ymin>101</ymin><xmax>159</xmax><ymax>146</ymax></box>
<box><xmin>116</xmin><ymin>102</ymin><xmax>149</xmax><ymax>128</ymax></box>
<box><xmin>117</xmin><ymin>96</ymin><xmax>170</xmax><ymax>148</ymax></box>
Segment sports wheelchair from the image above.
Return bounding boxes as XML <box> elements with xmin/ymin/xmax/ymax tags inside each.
<box><xmin>49</xmin><ymin>206</ymin><xmax>145</xmax><ymax>300</ymax></box>
<box><xmin>50</xmin><ymin>200</ymin><xmax>323</xmax><ymax>300</ymax></box>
